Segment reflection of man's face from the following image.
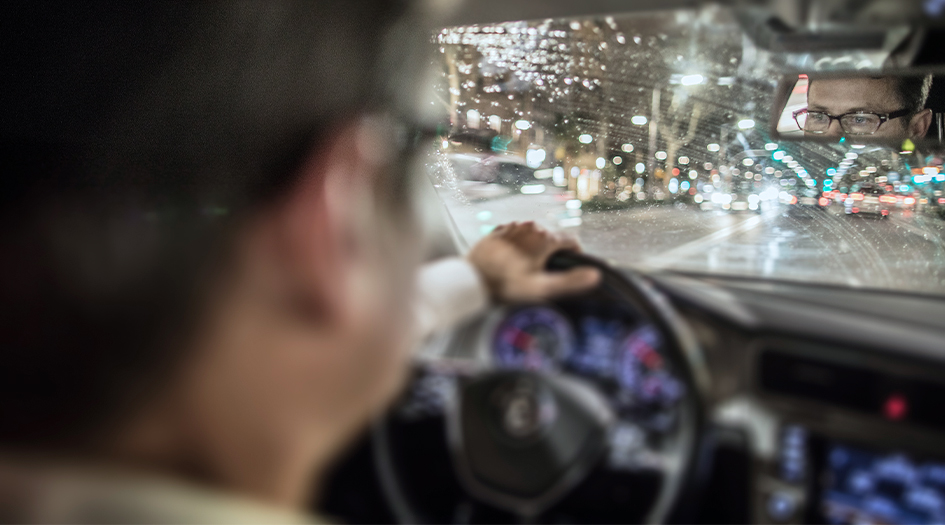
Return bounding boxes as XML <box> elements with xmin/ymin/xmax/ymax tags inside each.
<box><xmin>807</xmin><ymin>77</ymin><xmax>912</xmax><ymax>140</ymax></box>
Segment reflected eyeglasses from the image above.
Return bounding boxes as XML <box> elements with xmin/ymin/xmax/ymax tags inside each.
<box><xmin>792</xmin><ymin>108</ymin><xmax>911</xmax><ymax>135</ymax></box>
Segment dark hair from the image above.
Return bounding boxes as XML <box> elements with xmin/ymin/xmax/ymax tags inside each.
<box><xmin>808</xmin><ymin>74</ymin><xmax>932</xmax><ymax>117</ymax></box>
<box><xmin>0</xmin><ymin>1</ymin><xmax>420</xmax><ymax>449</ymax></box>
<box><xmin>891</xmin><ymin>74</ymin><xmax>934</xmax><ymax>116</ymax></box>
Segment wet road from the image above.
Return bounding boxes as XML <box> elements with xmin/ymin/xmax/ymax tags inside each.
<box><xmin>579</xmin><ymin>206</ymin><xmax>945</xmax><ymax>294</ymax></box>
<box><xmin>440</xmin><ymin>185</ymin><xmax>945</xmax><ymax>295</ymax></box>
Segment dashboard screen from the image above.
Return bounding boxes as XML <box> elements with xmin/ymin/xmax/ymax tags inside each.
<box><xmin>822</xmin><ymin>441</ymin><xmax>945</xmax><ymax>524</ymax></box>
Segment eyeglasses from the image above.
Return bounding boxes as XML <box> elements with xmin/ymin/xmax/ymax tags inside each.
<box><xmin>792</xmin><ymin>108</ymin><xmax>911</xmax><ymax>135</ymax></box>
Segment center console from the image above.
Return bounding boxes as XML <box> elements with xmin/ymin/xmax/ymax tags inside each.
<box><xmin>747</xmin><ymin>341</ymin><xmax>945</xmax><ymax>524</ymax></box>
<box><xmin>762</xmin><ymin>424</ymin><xmax>945</xmax><ymax>524</ymax></box>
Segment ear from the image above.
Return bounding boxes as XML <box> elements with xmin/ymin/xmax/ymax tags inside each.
<box><xmin>269</xmin><ymin>122</ymin><xmax>376</xmax><ymax>323</ymax></box>
<box><xmin>910</xmin><ymin>108</ymin><xmax>933</xmax><ymax>139</ymax></box>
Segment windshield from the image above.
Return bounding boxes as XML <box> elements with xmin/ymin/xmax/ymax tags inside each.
<box><xmin>426</xmin><ymin>7</ymin><xmax>945</xmax><ymax>295</ymax></box>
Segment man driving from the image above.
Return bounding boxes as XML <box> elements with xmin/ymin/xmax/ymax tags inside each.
<box><xmin>796</xmin><ymin>75</ymin><xmax>933</xmax><ymax>140</ymax></box>
<box><xmin>0</xmin><ymin>2</ymin><xmax>598</xmax><ymax>522</ymax></box>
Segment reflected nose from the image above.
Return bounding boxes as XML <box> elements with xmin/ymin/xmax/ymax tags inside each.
<box><xmin>821</xmin><ymin>119</ymin><xmax>844</xmax><ymax>138</ymax></box>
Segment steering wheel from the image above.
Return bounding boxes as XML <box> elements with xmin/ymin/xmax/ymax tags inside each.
<box><xmin>373</xmin><ymin>251</ymin><xmax>709</xmax><ymax>524</ymax></box>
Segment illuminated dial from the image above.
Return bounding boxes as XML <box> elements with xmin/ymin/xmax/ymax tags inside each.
<box><xmin>493</xmin><ymin>307</ymin><xmax>575</xmax><ymax>371</ymax></box>
<box><xmin>617</xmin><ymin>325</ymin><xmax>684</xmax><ymax>409</ymax></box>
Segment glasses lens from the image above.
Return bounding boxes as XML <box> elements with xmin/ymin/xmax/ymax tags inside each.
<box><xmin>840</xmin><ymin>113</ymin><xmax>882</xmax><ymax>135</ymax></box>
<box><xmin>802</xmin><ymin>111</ymin><xmax>830</xmax><ymax>132</ymax></box>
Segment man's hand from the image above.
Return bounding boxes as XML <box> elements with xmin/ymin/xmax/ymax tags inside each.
<box><xmin>467</xmin><ymin>221</ymin><xmax>601</xmax><ymax>303</ymax></box>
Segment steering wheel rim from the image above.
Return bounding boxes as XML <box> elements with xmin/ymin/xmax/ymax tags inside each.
<box><xmin>374</xmin><ymin>251</ymin><xmax>709</xmax><ymax>524</ymax></box>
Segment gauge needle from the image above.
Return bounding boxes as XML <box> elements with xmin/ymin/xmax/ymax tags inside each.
<box><xmin>510</xmin><ymin>327</ymin><xmax>535</xmax><ymax>352</ymax></box>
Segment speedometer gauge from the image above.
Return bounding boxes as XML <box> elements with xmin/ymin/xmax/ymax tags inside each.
<box><xmin>493</xmin><ymin>307</ymin><xmax>575</xmax><ymax>371</ymax></box>
<box><xmin>618</xmin><ymin>325</ymin><xmax>684</xmax><ymax>409</ymax></box>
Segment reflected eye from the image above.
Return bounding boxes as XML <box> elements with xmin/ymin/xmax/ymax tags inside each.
<box><xmin>807</xmin><ymin>112</ymin><xmax>830</xmax><ymax>124</ymax></box>
<box><xmin>841</xmin><ymin>113</ymin><xmax>881</xmax><ymax>134</ymax></box>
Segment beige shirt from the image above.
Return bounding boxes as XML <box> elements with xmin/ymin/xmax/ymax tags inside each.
<box><xmin>415</xmin><ymin>257</ymin><xmax>489</xmax><ymax>340</ymax></box>
<box><xmin>0</xmin><ymin>459</ymin><xmax>320</xmax><ymax>524</ymax></box>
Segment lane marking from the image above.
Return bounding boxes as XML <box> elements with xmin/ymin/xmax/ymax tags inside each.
<box><xmin>643</xmin><ymin>214</ymin><xmax>765</xmax><ymax>268</ymax></box>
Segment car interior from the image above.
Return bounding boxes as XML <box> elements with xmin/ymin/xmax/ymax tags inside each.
<box><xmin>320</xmin><ymin>1</ymin><xmax>945</xmax><ymax>523</ymax></box>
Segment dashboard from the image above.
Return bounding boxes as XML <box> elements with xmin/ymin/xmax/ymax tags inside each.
<box><xmin>321</xmin><ymin>269</ymin><xmax>945</xmax><ymax>525</ymax></box>
<box><xmin>655</xmin><ymin>272</ymin><xmax>945</xmax><ymax>525</ymax></box>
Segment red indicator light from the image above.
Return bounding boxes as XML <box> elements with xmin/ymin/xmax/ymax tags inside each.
<box><xmin>884</xmin><ymin>393</ymin><xmax>908</xmax><ymax>420</ymax></box>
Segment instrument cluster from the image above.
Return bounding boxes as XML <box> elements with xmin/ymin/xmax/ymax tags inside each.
<box><xmin>492</xmin><ymin>304</ymin><xmax>684</xmax><ymax>431</ymax></box>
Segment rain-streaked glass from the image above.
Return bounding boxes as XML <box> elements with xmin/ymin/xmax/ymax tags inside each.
<box><xmin>426</xmin><ymin>6</ymin><xmax>945</xmax><ymax>296</ymax></box>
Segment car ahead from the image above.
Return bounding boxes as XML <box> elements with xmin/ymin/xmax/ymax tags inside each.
<box><xmin>780</xmin><ymin>187</ymin><xmax>827</xmax><ymax>216</ymax></box>
<box><xmin>845</xmin><ymin>185</ymin><xmax>891</xmax><ymax>218</ymax></box>
<box><xmin>321</xmin><ymin>2</ymin><xmax>945</xmax><ymax>525</ymax></box>
<box><xmin>796</xmin><ymin>187</ymin><xmax>820</xmax><ymax>209</ymax></box>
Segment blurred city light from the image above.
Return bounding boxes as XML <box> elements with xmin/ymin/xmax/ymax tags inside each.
<box><xmin>596</xmin><ymin>157</ymin><xmax>606</xmax><ymax>169</ymax></box>
<box><xmin>621</xmin><ymin>143</ymin><xmax>634</xmax><ymax>152</ymax></box>
<box><xmin>680</xmin><ymin>74</ymin><xmax>704</xmax><ymax>86</ymax></box>
<box><xmin>578</xmin><ymin>134</ymin><xmax>593</xmax><ymax>144</ymax></box>
<box><xmin>631</xmin><ymin>115</ymin><xmax>648</xmax><ymax>125</ymax></box>
<box><xmin>552</xmin><ymin>166</ymin><xmax>566</xmax><ymax>186</ymax></box>
<box><xmin>520</xmin><ymin>184</ymin><xmax>546</xmax><ymax>194</ymax></box>
<box><xmin>765</xmin><ymin>143</ymin><xmax>778</xmax><ymax>151</ymax></box>
<box><xmin>467</xmin><ymin>109</ymin><xmax>481</xmax><ymax>129</ymax></box>
<box><xmin>737</xmin><ymin>119</ymin><xmax>755</xmax><ymax>129</ymax></box>
<box><xmin>525</xmin><ymin>148</ymin><xmax>546</xmax><ymax>168</ymax></box>
<box><xmin>635</xmin><ymin>162</ymin><xmax>645</xmax><ymax>173</ymax></box>
<box><xmin>613</xmin><ymin>156</ymin><xmax>623</xmax><ymax>165</ymax></box>
<box><xmin>655</xmin><ymin>151</ymin><xmax>667</xmax><ymax>160</ymax></box>
<box><xmin>514</xmin><ymin>120</ymin><xmax>531</xmax><ymax>130</ymax></box>
<box><xmin>707</xmin><ymin>143</ymin><xmax>720</xmax><ymax>152</ymax></box>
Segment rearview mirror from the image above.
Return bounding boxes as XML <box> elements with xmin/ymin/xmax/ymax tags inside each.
<box><xmin>772</xmin><ymin>69</ymin><xmax>945</xmax><ymax>148</ymax></box>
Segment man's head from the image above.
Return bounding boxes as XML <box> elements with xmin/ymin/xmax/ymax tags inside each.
<box><xmin>0</xmin><ymin>1</ymin><xmax>427</xmax><ymax>507</ymax></box>
<box><xmin>804</xmin><ymin>74</ymin><xmax>933</xmax><ymax>140</ymax></box>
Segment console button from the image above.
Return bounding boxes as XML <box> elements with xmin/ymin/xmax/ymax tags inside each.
<box><xmin>766</xmin><ymin>491</ymin><xmax>797</xmax><ymax>523</ymax></box>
